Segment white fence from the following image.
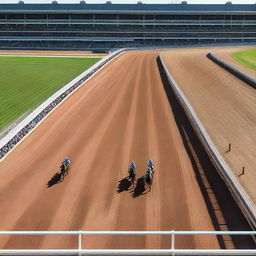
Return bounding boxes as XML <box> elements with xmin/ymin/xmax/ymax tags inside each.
<box><xmin>158</xmin><ymin>54</ymin><xmax>256</xmax><ymax>230</ymax></box>
<box><xmin>0</xmin><ymin>48</ymin><xmax>125</xmax><ymax>161</ymax></box>
<box><xmin>0</xmin><ymin>231</ymin><xmax>255</xmax><ymax>255</ymax></box>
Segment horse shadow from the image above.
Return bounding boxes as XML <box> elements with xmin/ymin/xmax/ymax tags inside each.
<box><xmin>117</xmin><ymin>177</ymin><xmax>131</xmax><ymax>193</ymax></box>
<box><xmin>47</xmin><ymin>171</ymin><xmax>63</xmax><ymax>188</ymax></box>
<box><xmin>131</xmin><ymin>176</ymin><xmax>146</xmax><ymax>198</ymax></box>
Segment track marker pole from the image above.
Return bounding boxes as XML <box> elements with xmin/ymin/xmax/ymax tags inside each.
<box><xmin>238</xmin><ymin>166</ymin><xmax>245</xmax><ymax>177</ymax></box>
<box><xmin>226</xmin><ymin>143</ymin><xmax>231</xmax><ymax>153</ymax></box>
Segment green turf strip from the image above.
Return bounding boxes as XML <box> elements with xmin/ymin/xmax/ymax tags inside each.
<box><xmin>0</xmin><ymin>56</ymin><xmax>100</xmax><ymax>130</ymax></box>
<box><xmin>232</xmin><ymin>49</ymin><xmax>256</xmax><ymax>70</ymax></box>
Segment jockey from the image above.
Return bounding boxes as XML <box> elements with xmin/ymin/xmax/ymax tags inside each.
<box><xmin>62</xmin><ymin>157</ymin><xmax>71</xmax><ymax>168</ymax></box>
<box><xmin>129</xmin><ymin>161</ymin><xmax>136</xmax><ymax>175</ymax></box>
<box><xmin>130</xmin><ymin>161</ymin><xmax>136</xmax><ymax>169</ymax></box>
<box><xmin>147</xmin><ymin>159</ymin><xmax>154</xmax><ymax>168</ymax></box>
<box><xmin>128</xmin><ymin>161</ymin><xmax>136</xmax><ymax>181</ymax></box>
<box><xmin>146</xmin><ymin>167</ymin><xmax>153</xmax><ymax>175</ymax></box>
<box><xmin>64</xmin><ymin>157</ymin><xmax>71</xmax><ymax>165</ymax></box>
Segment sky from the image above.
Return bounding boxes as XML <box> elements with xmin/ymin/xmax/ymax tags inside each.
<box><xmin>0</xmin><ymin>0</ymin><xmax>254</xmax><ymax>4</ymax></box>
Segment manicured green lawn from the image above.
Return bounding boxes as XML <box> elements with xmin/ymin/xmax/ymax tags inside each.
<box><xmin>232</xmin><ymin>49</ymin><xmax>256</xmax><ymax>70</ymax></box>
<box><xmin>0</xmin><ymin>56</ymin><xmax>100</xmax><ymax>130</ymax></box>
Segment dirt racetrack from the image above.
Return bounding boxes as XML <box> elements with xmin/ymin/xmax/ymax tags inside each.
<box><xmin>0</xmin><ymin>50</ymin><xmax>218</xmax><ymax>250</ymax></box>
<box><xmin>161</xmin><ymin>46</ymin><xmax>256</xmax><ymax>212</ymax></box>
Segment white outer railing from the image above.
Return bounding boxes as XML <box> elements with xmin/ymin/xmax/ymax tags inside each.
<box><xmin>0</xmin><ymin>231</ymin><xmax>255</xmax><ymax>255</ymax></box>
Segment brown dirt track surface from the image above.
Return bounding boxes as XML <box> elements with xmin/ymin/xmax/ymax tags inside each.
<box><xmin>0</xmin><ymin>50</ymin><xmax>219</xmax><ymax>250</ymax></box>
<box><xmin>161</xmin><ymin>46</ymin><xmax>256</xmax><ymax>212</ymax></box>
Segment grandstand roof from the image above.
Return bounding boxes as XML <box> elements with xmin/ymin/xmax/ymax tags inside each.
<box><xmin>0</xmin><ymin>3</ymin><xmax>255</xmax><ymax>14</ymax></box>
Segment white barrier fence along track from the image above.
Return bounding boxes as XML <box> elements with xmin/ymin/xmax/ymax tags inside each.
<box><xmin>0</xmin><ymin>231</ymin><xmax>255</xmax><ymax>255</ymax></box>
<box><xmin>206</xmin><ymin>52</ymin><xmax>256</xmax><ymax>89</ymax></box>
<box><xmin>158</xmin><ymin>54</ymin><xmax>256</xmax><ymax>230</ymax></box>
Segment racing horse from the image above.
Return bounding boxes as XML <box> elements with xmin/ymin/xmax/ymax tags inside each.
<box><xmin>147</xmin><ymin>159</ymin><xmax>155</xmax><ymax>177</ymax></box>
<box><xmin>144</xmin><ymin>168</ymin><xmax>153</xmax><ymax>192</ymax></box>
<box><xmin>60</xmin><ymin>157</ymin><xmax>71</xmax><ymax>179</ymax></box>
<box><xmin>128</xmin><ymin>161</ymin><xmax>137</xmax><ymax>189</ymax></box>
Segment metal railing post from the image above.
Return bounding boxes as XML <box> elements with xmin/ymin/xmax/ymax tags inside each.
<box><xmin>171</xmin><ymin>230</ymin><xmax>175</xmax><ymax>256</ymax></box>
<box><xmin>78</xmin><ymin>231</ymin><xmax>82</xmax><ymax>256</ymax></box>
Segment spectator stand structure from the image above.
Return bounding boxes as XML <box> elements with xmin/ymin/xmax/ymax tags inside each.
<box><xmin>0</xmin><ymin>2</ymin><xmax>255</xmax><ymax>51</ymax></box>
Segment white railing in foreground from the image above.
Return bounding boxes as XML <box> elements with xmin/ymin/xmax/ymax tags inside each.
<box><xmin>0</xmin><ymin>231</ymin><xmax>255</xmax><ymax>255</ymax></box>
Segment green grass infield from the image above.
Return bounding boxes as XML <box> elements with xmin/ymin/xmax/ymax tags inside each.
<box><xmin>0</xmin><ymin>56</ymin><xmax>100</xmax><ymax>131</ymax></box>
<box><xmin>232</xmin><ymin>49</ymin><xmax>256</xmax><ymax>70</ymax></box>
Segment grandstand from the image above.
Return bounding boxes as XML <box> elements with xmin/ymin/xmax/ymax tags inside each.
<box><xmin>0</xmin><ymin>2</ymin><xmax>255</xmax><ymax>51</ymax></box>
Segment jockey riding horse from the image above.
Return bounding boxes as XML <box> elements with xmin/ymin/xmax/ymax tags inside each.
<box><xmin>147</xmin><ymin>159</ymin><xmax>155</xmax><ymax>176</ymax></box>
<box><xmin>60</xmin><ymin>157</ymin><xmax>71</xmax><ymax>177</ymax></box>
<box><xmin>128</xmin><ymin>161</ymin><xmax>136</xmax><ymax>187</ymax></box>
<box><xmin>144</xmin><ymin>160</ymin><xmax>155</xmax><ymax>191</ymax></box>
<box><xmin>144</xmin><ymin>167</ymin><xmax>153</xmax><ymax>191</ymax></box>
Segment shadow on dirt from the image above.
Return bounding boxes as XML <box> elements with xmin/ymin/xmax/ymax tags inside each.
<box><xmin>47</xmin><ymin>171</ymin><xmax>63</xmax><ymax>188</ymax></box>
<box><xmin>117</xmin><ymin>177</ymin><xmax>131</xmax><ymax>193</ymax></box>
<box><xmin>117</xmin><ymin>176</ymin><xmax>147</xmax><ymax>197</ymax></box>
<box><xmin>131</xmin><ymin>177</ymin><xmax>146</xmax><ymax>198</ymax></box>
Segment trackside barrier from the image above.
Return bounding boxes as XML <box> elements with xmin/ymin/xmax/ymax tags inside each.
<box><xmin>0</xmin><ymin>231</ymin><xmax>255</xmax><ymax>255</ymax></box>
<box><xmin>158</xmin><ymin>54</ymin><xmax>256</xmax><ymax>230</ymax></box>
<box><xmin>207</xmin><ymin>52</ymin><xmax>256</xmax><ymax>89</ymax></box>
<box><xmin>0</xmin><ymin>48</ymin><xmax>126</xmax><ymax>160</ymax></box>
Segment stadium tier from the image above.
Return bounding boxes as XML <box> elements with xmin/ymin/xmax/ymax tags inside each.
<box><xmin>0</xmin><ymin>2</ymin><xmax>255</xmax><ymax>51</ymax></box>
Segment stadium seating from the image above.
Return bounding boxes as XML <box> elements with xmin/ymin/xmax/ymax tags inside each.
<box><xmin>0</xmin><ymin>3</ymin><xmax>255</xmax><ymax>50</ymax></box>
